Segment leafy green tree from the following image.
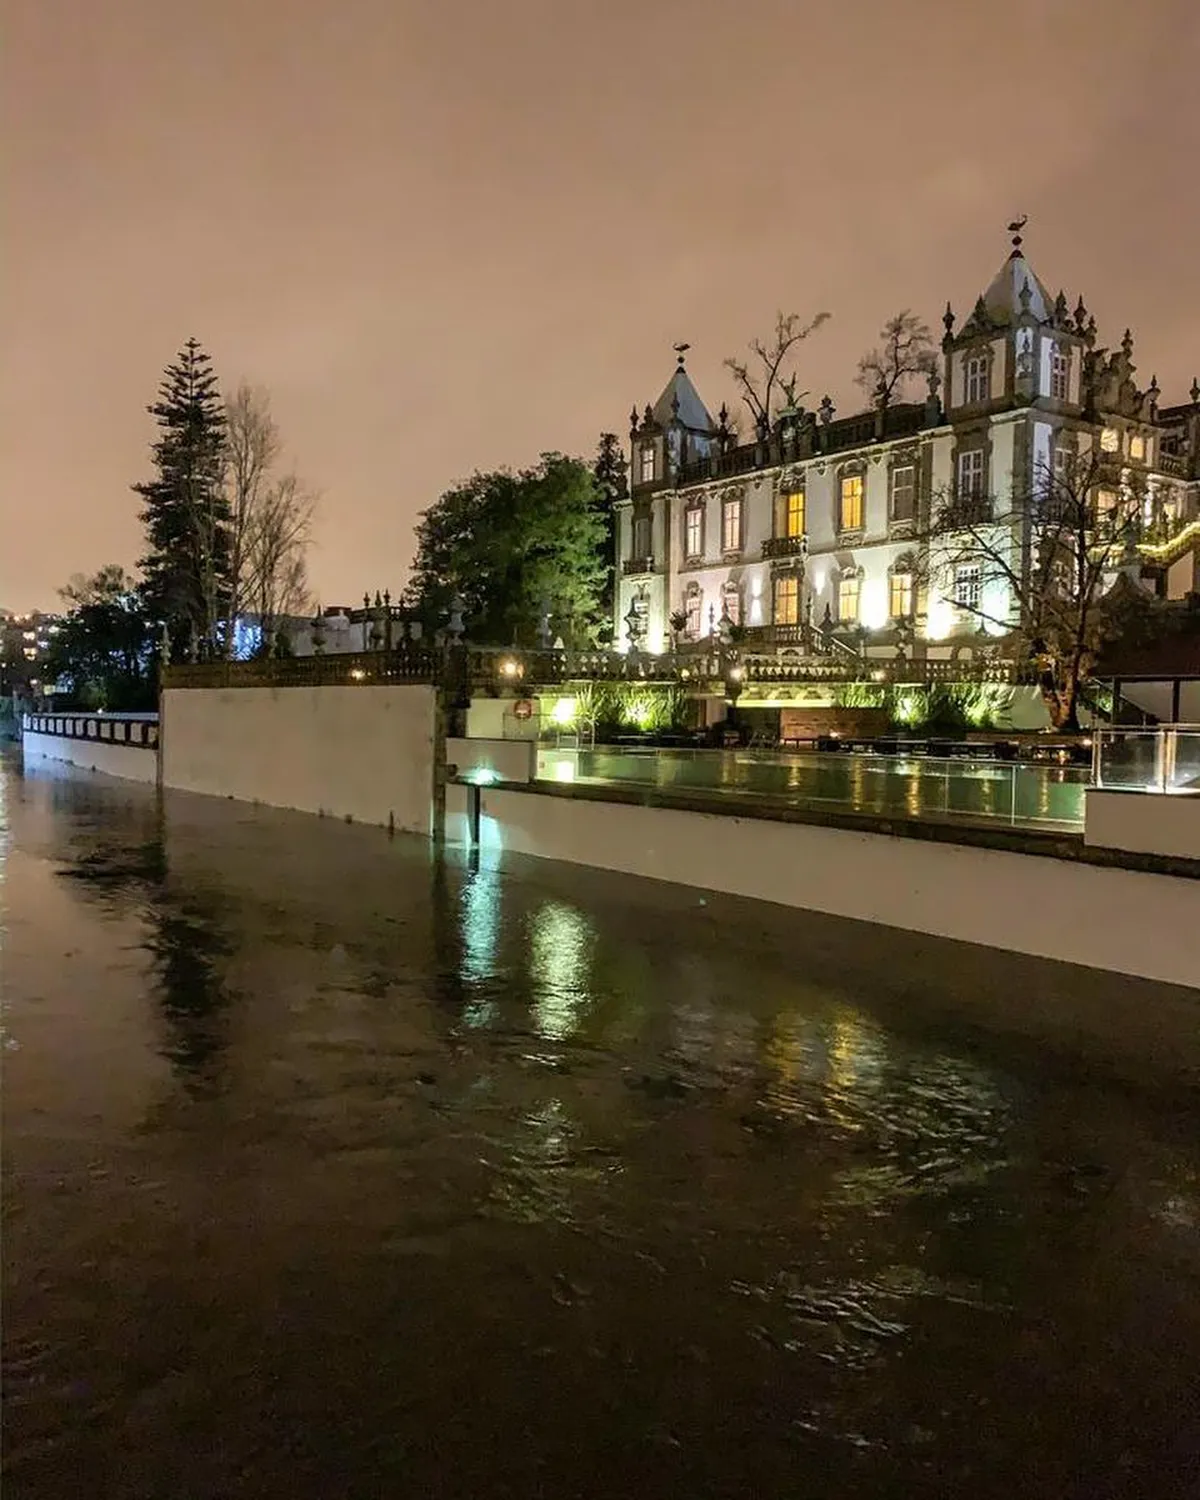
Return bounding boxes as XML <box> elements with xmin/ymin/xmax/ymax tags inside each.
<box><xmin>45</xmin><ymin>566</ymin><xmax>154</xmax><ymax>710</ymax></box>
<box><xmin>133</xmin><ymin>340</ymin><xmax>230</xmax><ymax>661</ymax></box>
<box><xmin>406</xmin><ymin>453</ymin><xmax>608</xmax><ymax>646</ymax></box>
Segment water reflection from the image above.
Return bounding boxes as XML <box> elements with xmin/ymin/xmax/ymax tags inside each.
<box><xmin>5</xmin><ymin>756</ymin><xmax>1200</xmax><ymax>1500</ymax></box>
<box><xmin>529</xmin><ymin>900</ymin><xmax>595</xmax><ymax>1040</ymax></box>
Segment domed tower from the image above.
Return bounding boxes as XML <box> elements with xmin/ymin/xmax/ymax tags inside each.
<box><xmin>618</xmin><ymin>346</ymin><xmax>716</xmax><ymax>653</ymax></box>
<box><xmin>940</xmin><ymin>220</ymin><xmax>1096</xmax><ymax>518</ymax></box>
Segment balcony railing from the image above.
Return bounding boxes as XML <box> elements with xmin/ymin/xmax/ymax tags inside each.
<box><xmin>622</xmin><ymin>556</ymin><xmax>656</xmax><ymax>577</ymax></box>
<box><xmin>163</xmin><ymin>648</ymin><xmax>439</xmax><ymax>689</ymax></box>
<box><xmin>762</xmin><ymin>535</ymin><xmax>808</xmax><ymax>560</ymax></box>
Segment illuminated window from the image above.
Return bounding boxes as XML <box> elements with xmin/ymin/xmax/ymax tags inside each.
<box><xmin>684</xmin><ymin>506</ymin><xmax>703</xmax><ymax>559</ymax></box>
<box><xmin>954</xmin><ymin>564</ymin><xmax>981</xmax><ymax>611</ymax></box>
<box><xmin>838</xmin><ymin>473</ymin><xmax>864</xmax><ymax>532</ymax></box>
<box><xmin>838</xmin><ymin>572</ymin><xmax>861</xmax><ymax>623</ymax></box>
<box><xmin>1050</xmin><ymin>346</ymin><xmax>1070</xmax><ymax>400</ymax></box>
<box><xmin>1129</xmin><ymin>433</ymin><xmax>1146</xmax><ymax>462</ymax></box>
<box><xmin>1100</xmin><ymin>427</ymin><xmax>1120</xmax><ymax>453</ymax></box>
<box><xmin>632</xmin><ymin>515</ymin><xmax>651</xmax><ymax>558</ymax></box>
<box><xmin>721</xmin><ymin>582</ymin><xmax>742</xmax><ymax>626</ymax></box>
<box><xmin>684</xmin><ymin>585</ymin><xmax>702</xmax><ymax>639</ymax></box>
<box><xmin>784</xmin><ymin>488</ymin><xmax>806</xmax><ymax>538</ymax></box>
<box><xmin>639</xmin><ymin>445</ymin><xmax>656</xmax><ymax>483</ymax></box>
<box><xmin>721</xmin><ymin>496</ymin><xmax>742</xmax><ymax>552</ymax></box>
<box><xmin>964</xmin><ymin>353</ymin><xmax>990</xmax><ymax>404</ymax></box>
<box><xmin>890</xmin><ymin>465</ymin><xmax>916</xmax><ymax>523</ymax></box>
<box><xmin>889</xmin><ymin>571</ymin><xmax>914</xmax><ymax>619</ymax></box>
<box><xmin>957</xmin><ymin>449</ymin><xmax>985</xmax><ymax>500</ymax></box>
<box><xmin>773</xmin><ymin>574</ymin><xmax>799</xmax><ymax>626</ymax></box>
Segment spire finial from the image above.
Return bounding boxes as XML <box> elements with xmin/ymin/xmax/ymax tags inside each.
<box><xmin>1191</xmin><ymin>377</ymin><xmax>1200</xmax><ymax>407</ymax></box>
<box><xmin>673</xmin><ymin>341</ymin><xmax>690</xmax><ymax>370</ymax></box>
<box><xmin>1007</xmin><ymin>213</ymin><xmax>1028</xmax><ymax>256</ymax></box>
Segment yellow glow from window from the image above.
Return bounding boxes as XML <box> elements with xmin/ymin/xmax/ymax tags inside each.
<box><xmin>888</xmin><ymin>572</ymin><xmax>914</xmax><ymax>619</ymax></box>
<box><xmin>839</xmin><ymin>475</ymin><xmax>864</xmax><ymax>531</ymax></box>
<box><xmin>1129</xmin><ymin>434</ymin><xmax>1146</xmax><ymax>461</ymax></box>
<box><xmin>773</xmin><ymin>575</ymin><xmax>799</xmax><ymax>626</ymax></box>
<box><xmin>1100</xmin><ymin>427</ymin><xmax>1120</xmax><ymax>453</ymax></box>
<box><xmin>838</xmin><ymin>573</ymin><xmax>861</xmax><ymax>623</ymax></box>
<box><xmin>785</xmin><ymin>489</ymin><xmax>806</xmax><ymax>537</ymax></box>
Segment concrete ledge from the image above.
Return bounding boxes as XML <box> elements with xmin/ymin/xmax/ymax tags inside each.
<box><xmin>22</xmin><ymin>730</ymin><xmax>157</xmax><ymax>784</ymax></box>
<box><xmin>488</xmin><ymin>776</ymin><xmax>1200</xmax><ymax>880</ymax></box>
<box><xmin>458</xmin><ymin>781</ymin><xmax>1200</xmax><ymax>989</ymax></box>
<box><xmin>1085</xmin><ymin>786</ymin><xmax>1200</xmax><ymax>862</ymax></box>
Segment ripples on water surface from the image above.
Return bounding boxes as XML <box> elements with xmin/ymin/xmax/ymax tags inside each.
<box><xmin>2</xmin><ymin>757</ymin><xmax>1199</xmax><ymax>1498</ymax></box>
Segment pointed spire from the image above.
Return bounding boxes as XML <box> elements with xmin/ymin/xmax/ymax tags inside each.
<box><xmin>1191</xmin><ymin>377</ymin><xmax>1200</xmax><ymax>407</ymax></box>
<box><xmin>943</xmin><ymin>302</ymin><xmax>955</xmax><ymax>334</ymax></box>
<box><xmin>1074</xmin><ymin>296</ymin><xmax>1088</xmax><ymax>334</ymax></box>
<box><xmin>673</xmin><ymin>341</ymin><xmax>690</xmax><ymax>370</ymax></box>
<box><xmin>1121</xmin><ymin>328</ymin><xmax>1134</xmax><ymax>360</ymax></box>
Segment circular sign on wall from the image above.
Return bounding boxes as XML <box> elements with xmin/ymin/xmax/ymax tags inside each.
<box><xmin>512</xmin><ymin>699</ymin><xmax>534</xmax><ymax>721</ymax></box>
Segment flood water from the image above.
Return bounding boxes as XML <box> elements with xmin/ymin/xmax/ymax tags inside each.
<box><xmin>3</xmin><ymin>754</ymin><xmax>1200</xmax><ymax>1498</ymax></box>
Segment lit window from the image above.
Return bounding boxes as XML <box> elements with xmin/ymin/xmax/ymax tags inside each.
<box><xmin>839</xmin><ymin>473</ymin><xmax>864</xmax><ymax>532</ymax></box>
<box><xmin>684</xmin><ymin>506</ymin><xmax>703</xmax><ymax>559</ymax></box>
<box><xmin>1050</xmin><ymin>346</ymin><xmax>1070</xmax><ymax>400</ymax></box>
<box><xmin>957</xmin><ymin>449</ymin><xmax>985</xmax><ymax>500</ymax></box>
<box><xmin>1129</xmin><ymin>433</ymin><xmax>1146</xmax><ymax>462</ymax></box>
<box><xmin>784</xmin><ymin>488</ymin><xmax>806</xmax><ymax>538</ymax></box>
<box><xmin>721</xmin><ymin>497</ymin><xmax>742</xmax><ymax>552</ymax></box>
<box><xmin>721</xmin><ymin>583</ymin><xmax>742</xmax><ymax>626</ymax></box>
<box><xmin>632</xmin><ymin>515</ymin><xmax>651</xmax><ymax>559</ymax></box>
<box><xmin>1095</xmin><ymin>488</ymin><xmax>1118</xmax><ymax>526</ymax></box>
<box><xmin>954</xmin><ymin>565</ymin><xmax>981</xmax><ymax>611</ymax></box>
<box><xmin>890</xmin><ymin>465</ymin><xmax>916</xmax><ymax>523</ymax></box>
<box><xmin>964</xmin><ymin>354</ymin><xmax>990</xmax><ymax>404</ymax></box>
<box><xmin>639</xmin><ymin>445</ymin><xmax>656</xmax><ymax>483</ymax></box>
<box><xmin>773</xmin><ymin>574</ymin><xmax>799</xmax><ymax>626</ymax></box>
<box><xmin>684</xmin><ymin>586</ymin><xmax>702</xmax><ymax>639</ymax></box>
<box><xmin>838</xmin><ymin>572</ymin><xmax>861</xmax><ymax>623</ymax></box>
<box><xmin>889</xmin><ymin>571</ymin><xmax>914</xmax><ymax>619</ymax></box>
<box><xmin>1100</xmin><ymin>427</ymin><xmax>1120</xmax><ymax>453</ymax></box>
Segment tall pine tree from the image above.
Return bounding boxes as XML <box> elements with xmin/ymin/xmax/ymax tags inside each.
<box><xmin>134</xmin><ymin>340</ymin><xmax>231</xmax><ymax>661</ymax></box>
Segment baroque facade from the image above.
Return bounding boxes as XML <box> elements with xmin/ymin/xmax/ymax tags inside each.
<box><xmin>614</xmin><ymin>233</ymin><xmax>1200</xmax><ymax>665</ymax></box>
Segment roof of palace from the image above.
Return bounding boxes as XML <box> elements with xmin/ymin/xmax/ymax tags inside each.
<box><xmin>980</xmin><ymin>246</ymin><xmax>1055</xmax><ymax>326</ymax></box>
<box><xmin>651</xmin><ymin>361</ymin><xmax>715</xmax><ymax>434</ymax></box>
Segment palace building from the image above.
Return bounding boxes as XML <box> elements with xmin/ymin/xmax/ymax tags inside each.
<box><xmin>613</xmin><ymin>231</ymin><xmax>1200</xmax><ymax>665</ymax></box>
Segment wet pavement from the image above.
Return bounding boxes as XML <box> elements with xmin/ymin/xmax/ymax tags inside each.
<box><xmin>3</xmin><ymin>753</ymin><xmax>1199</xmax><ymax>1499</ymax></box>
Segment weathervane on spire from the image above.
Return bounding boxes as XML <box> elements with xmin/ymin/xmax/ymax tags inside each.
<box><xmin>673</xmin><ymin>341</ymin><xmax>691</xmax><ymax>369</ymax></box>
<box><xmin>1007</xmin><ymin>214</ymin><xmax>1028</xmax><ymax>255</ymax></box>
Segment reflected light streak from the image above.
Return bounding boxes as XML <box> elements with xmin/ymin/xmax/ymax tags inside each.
<box><xmin>529</xmin><ymin>900</ymin><xmax>594</xmax><ymax>1040</ymax></box>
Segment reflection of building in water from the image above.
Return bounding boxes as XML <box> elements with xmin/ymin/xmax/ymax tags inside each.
<box><xmin>529</xmin><ymin>900</ymin><xmax>595</xmax><ymax>1041</ymax></box>
<box><xmin>459</xmin><ymin>864</ymin><xmax>504</xmax><ymax>1028</ymax></box>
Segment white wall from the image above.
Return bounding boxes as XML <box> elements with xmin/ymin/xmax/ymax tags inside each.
<box><xmin>452</xmin><ymin>786</ymin><xmax>1200</xmax><ymax>989</ymax></box>
<box><xmin>1085</xmin><ymin>788</ymin><xmax>1200</xmax><ymax>861</ymax></box>
<box><xmin>22</xmin><ymin>729</ymin><xmax>158</xmax><ymax>784</ymax></box>
<box><xmin>160</xmin><ymin>684</ymin><xmax>437</xmax><ymax>833</ymax></box>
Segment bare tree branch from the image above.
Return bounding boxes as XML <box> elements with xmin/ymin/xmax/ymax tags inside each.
<box><xmin>856</xmin><ymin>310</ymin><xmax>938</xmax><ymax>407</ymax></box>
<box><xmin>918</xmin><ymin>447</ymin><xmax>1148</xmax><ymax>728</ymax></box>
<box><xmin>724</xmin><ymin>311</ymin><xmax>830</xmax><ymax>429</ymax></box>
